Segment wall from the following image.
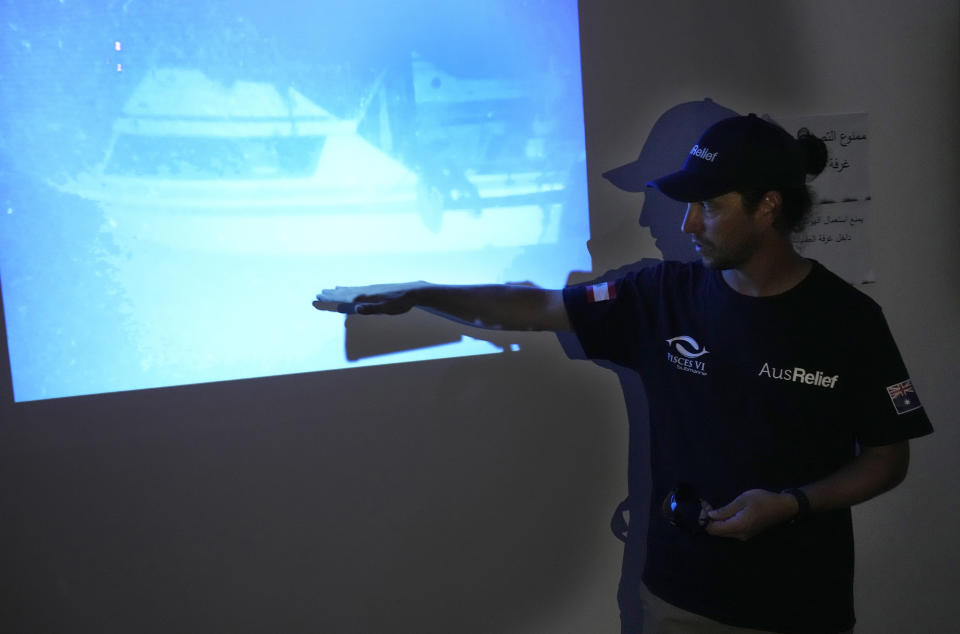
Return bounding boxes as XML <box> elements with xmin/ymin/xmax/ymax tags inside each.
<box><xmin>1</xmin><ymin>2</ymin><xmax>958</xmax><ymax>633</ymax></box>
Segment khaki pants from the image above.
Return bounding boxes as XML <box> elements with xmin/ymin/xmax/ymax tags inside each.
<box><xmin>639</xmin><ymin>584</ymin><xmax>854</xmax><ymax>634</ymax></box>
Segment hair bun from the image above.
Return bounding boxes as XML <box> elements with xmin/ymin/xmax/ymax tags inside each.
<box><xmin>797</xmin><ymin>132</ymin><xmax>828</xmax><ymax>177</ymax></box>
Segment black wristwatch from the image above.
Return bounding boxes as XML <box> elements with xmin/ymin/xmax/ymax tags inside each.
<box><xmin>782</xmin><ymin>487</ymin><xmax>811</xmax><ymax>523</ymax></box>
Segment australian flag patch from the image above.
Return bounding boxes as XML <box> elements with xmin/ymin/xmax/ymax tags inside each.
<box><xmin>886</xmin><ymin>379</ymin><xmax>922</xmax><ymax>415</ymax></box>
<box><xmin>586</xmin><ymin>281</ymin><xmax>617</xmax><ymax>303</ymax></box>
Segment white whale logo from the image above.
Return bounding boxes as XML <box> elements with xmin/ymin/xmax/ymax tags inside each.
<box><xmin>665</xmin><ymin>335</ymin><xmax>710</xmax><ymax>359</ymax></box>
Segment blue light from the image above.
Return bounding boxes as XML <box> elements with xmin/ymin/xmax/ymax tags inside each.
<box><xmin>0</xmin><ymin>1</ymin><xmax>590</xmax><ymax>402</ymax></box>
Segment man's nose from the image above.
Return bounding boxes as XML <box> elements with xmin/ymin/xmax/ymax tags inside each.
<box><xmin>681</xmin><ymin>203</ymin><xmax>702</xmax><ymax>234</ymax></box>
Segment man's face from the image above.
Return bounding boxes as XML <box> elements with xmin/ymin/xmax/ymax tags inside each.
<box><xmin>680</xmin><ymin>192</ymin><xmax>763</xmax><ymax>270</ymax></box>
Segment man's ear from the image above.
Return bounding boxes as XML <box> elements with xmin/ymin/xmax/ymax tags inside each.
<box><xmin>755</xmin><ymin>190</ymin><xmax>782</xmax><ymax>228</ymax></box>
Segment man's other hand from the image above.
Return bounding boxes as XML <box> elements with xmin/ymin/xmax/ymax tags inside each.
<box><xmin>705</xmin><ymin>489</ymin><xmax>798</xmax><ymax>541</ymax></box>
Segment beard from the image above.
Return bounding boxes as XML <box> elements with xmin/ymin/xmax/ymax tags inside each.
<box><xmin>697</xmin><ymin>233</ymin><xmax>762</xmax><ymax>270</ymax></box>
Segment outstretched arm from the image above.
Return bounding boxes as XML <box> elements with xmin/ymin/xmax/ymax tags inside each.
<box><xmin>314</xmin><ymin>283</ymin><xmax>572</xmax><ymax>332</ymax></box>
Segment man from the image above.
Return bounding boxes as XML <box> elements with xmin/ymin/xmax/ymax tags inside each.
<box><xmin>314</xmin><ymin>114</ymin><xmax>932</xmax><ymax>633</ymax></box>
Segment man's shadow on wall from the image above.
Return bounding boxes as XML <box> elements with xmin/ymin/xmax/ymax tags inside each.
<box><xmin>559</xmin><ymin>98</ymin><xmax>738</xmax><ymax>629</ymax></box>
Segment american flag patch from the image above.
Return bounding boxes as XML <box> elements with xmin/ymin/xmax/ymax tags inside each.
<box><xmin>586</xmin><ymin>281</ymin><xmax>617</xmax><ymax>303</ymax></box>
<box><xmin>886</xmin><ymin>379</ymin><xmax>922</xmax><ymax>415</ymax></box>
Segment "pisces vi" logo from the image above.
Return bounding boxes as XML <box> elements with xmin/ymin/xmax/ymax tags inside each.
<box><xmin>665</xmin><ymin>335</ymin><xmax>710</xmax><ymax>376</ymax></box>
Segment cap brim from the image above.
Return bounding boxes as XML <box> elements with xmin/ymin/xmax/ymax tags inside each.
<box><xmin>602</xmin><ymin>160</ymin><xmax>648</xmax><ymax>192</ymax></box>
<box><xmin>646</xmin><ymin>169</ymin><xmax>733</xmax><ymax>203</ymax></box>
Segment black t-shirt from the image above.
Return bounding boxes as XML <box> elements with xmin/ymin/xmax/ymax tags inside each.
<box><xmin>563</xmin><ymin>260</ymin><xmax>933</xmax><ymax>633</ymax></box>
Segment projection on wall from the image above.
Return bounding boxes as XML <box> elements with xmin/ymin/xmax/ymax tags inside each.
<box><xmin>0</xmin><ymin>1</ymin><xmax>590</xmax><ymax>402</ymax></box>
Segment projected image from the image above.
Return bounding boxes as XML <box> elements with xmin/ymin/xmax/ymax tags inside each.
<box><xmin>0</xmin><ymin>1</ymin><xmax>590</xmax><ymax>402</ymax></box>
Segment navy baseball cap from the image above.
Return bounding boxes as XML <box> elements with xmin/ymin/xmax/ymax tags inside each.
<box><xmin>645</xmin><ymin>114</ymin><xmax>805</xmax><ymax>202</ymax></box>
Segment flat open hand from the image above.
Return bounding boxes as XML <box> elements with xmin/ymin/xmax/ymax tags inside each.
<box><xmin>313</xmin><ymin>282</ymin><xmax>429</xmax><ymax>315</ymax></box>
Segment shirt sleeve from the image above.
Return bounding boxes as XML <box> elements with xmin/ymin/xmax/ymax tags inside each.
<box><xmin>848</xmin><ymin>307</ymin><xmax>933</xmax><ymax>446</ymax></box>
<box><xmin>561</xmin><ymin>265</ymin><xmax>661</xmax><ymax>370</ymax></box>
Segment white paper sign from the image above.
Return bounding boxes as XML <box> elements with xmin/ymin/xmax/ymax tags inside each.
<box><xmin>774</xmin><ymin>113</ymin><xmax>874</xmax><ymax>283</ymax></box>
